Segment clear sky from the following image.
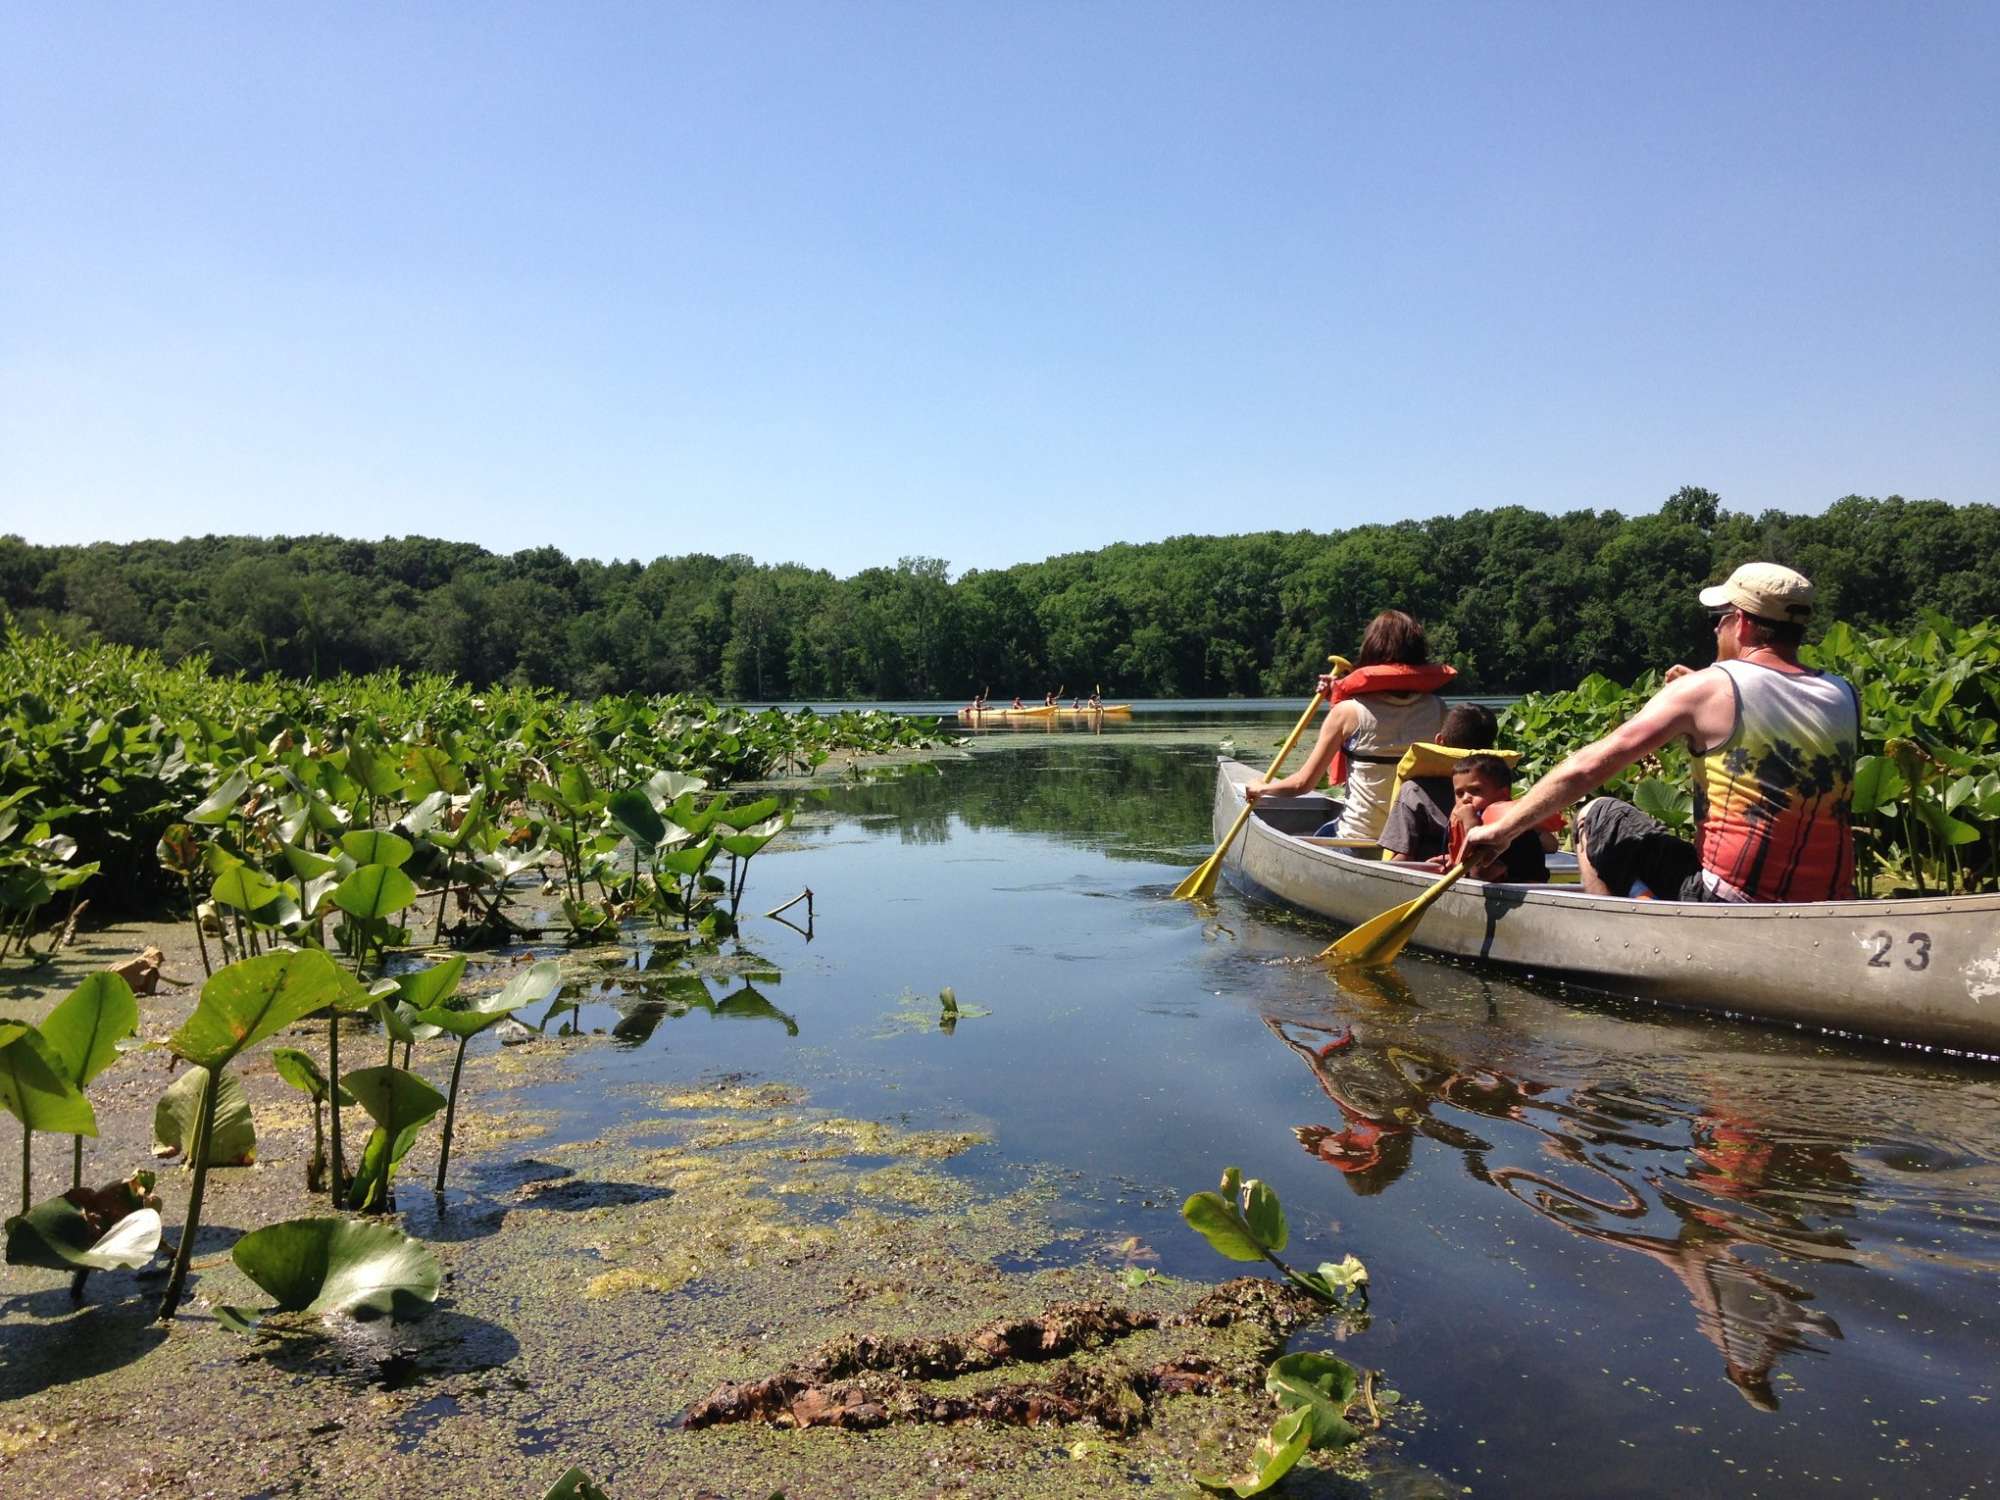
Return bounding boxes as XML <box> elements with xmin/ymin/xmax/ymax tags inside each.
<box><xmin>3</xmin><ymin>3</ymin><xmax>1995</xmax><ymax>577</ymax></box>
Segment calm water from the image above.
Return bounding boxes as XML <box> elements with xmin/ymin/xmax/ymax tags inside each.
<box><xmin>531</xmin><ymin>730</ymin><xmax>2000</xmax><ymax>1496</ymax></box>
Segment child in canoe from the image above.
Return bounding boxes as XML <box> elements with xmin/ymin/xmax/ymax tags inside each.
<box><xmin>1446</xmin><ymin>754</ymin><xmax>1553</xmax><ymax>882</ymax></box>
<box><xmin>1378</xmin><ymin>704</ymin><xmax>1499</xmax><ymax>863</ymax></box>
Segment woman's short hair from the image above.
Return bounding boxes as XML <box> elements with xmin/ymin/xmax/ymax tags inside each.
<box><xmin>1356</xmin><ymin>610</ymin><xmax>1430</xmax><ymax>667</ymax></box>
<box><xmin>1436</xmin><ymin>703</ymin><xmax>1497</xmax><ymax>749</ymax></box>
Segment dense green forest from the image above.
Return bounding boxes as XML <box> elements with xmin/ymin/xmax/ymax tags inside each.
<box><xmin>5</xmin><ymin>489</ymin><xmax>1994</xmax><ymax>698</ymax></box>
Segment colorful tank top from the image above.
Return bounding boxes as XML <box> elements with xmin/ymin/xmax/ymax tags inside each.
<box><xmin>1692</xmin><ymin>660</ymin><xmax>1859</xmax><ymax>902</ymax></box>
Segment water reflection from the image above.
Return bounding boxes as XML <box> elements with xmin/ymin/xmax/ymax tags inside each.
<box><xmin>1269</xmin><ymin>1003</ymin><xmax>1856</xmax><ymax>1408</ymax></box>
<box><xmin>817</xmin><ymin>744</ymin><xmax>1218</xmax><ymax>858</ymax></box>
<box><xmin>556</xmin><ymin>964</ymin><xmax>800</xmax><ymax>1044</ymax></box>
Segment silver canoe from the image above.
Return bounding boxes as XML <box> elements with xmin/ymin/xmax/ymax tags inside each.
<box><xmin>1209</xmin><ymin>758</ymin><xmax>2000</xmax><ymax>1054</ymax></box>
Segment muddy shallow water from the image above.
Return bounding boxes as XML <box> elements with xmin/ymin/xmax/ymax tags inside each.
<box><xmin>5</xmin><ymin>720</ymin><xmax>1999</xmax><ymax>1496</ymax></box>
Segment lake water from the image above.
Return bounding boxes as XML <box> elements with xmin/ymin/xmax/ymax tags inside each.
<box><xmin>535</xmin><ymin>721</ymin><xmax>2000</xmax><ymax>1495</ymax></box>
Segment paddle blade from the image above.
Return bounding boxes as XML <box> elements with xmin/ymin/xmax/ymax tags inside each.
<box><xmin>1322</xmin><ymin>863</ymin><xmax>1466</xmax><ymax>967</ymax></box>
<box><xmin>1173</xmin><ymin>806</ymin><xmax>1252</xmax><ymax>902</ymax></box>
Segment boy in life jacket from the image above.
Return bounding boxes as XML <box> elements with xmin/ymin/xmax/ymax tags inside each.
<box><xmin>1447</xmin><ymin>754</ymin><xmax>1551</xmax><ymax>883</ymax></box>
<box><xmin>1379</xmin><ymin>703</ymin><xmax>1500</xmax><ymax>863</ymax></box>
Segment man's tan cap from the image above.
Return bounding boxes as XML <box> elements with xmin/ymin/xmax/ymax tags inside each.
<box><xmin>1698</xmin><ymin>562</ymin><xmax>1815</xmax><ymax>622</ymax></box>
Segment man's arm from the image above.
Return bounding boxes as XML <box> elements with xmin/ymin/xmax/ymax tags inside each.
<box><xmin>1461</xmin><ymin>672</ymin><xmax>1719</xmax><ymax>859</ymax></box>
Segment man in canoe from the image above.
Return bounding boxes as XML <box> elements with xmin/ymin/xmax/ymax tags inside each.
<box><xmin>1461</xmin><ymin>563</ymin><xmax>1859</xmax><ymax>902</ymax></box>
<box><xmin>1244</xmin><ymin>610</ymin><xmax>1454</xmax><ymax>842</ymax></box>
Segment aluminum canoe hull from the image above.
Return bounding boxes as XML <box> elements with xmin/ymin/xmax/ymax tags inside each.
<box><xmin>1209</xmin><ymin>758</ymin><xmax>2000</xmax><ymax>1053</ymax></box>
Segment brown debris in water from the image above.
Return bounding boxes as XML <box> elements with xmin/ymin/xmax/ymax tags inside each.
<box><xmin>808</xmin><ymin>1300</ymin><xmax>1157</xmax><ymax>1381</ymax></box>
<box><xmin>682</xmin><ymin>1277</ymin><xmax>1319</xmax><ymax>1434</ymax></box>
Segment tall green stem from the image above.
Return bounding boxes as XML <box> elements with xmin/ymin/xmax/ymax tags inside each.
<box><xmin>156</xmin><ymin>1067</ymin><xmax>219</xmax><ymax>1321</ymax></box>
<box><xmin>20</xmin><ymin>1125</ymin><xmax>29</xmax><ymax>1215</ymax></box>
<box><xmin>327</xmin><ymin>1014</ymin><xmax>345</xmax><ymax>1200</ymax></box>
<box><xmin>434</xmin><ymin>1037</ymin><xmax>469</xmax><ymax>1193</ymax></box>
<box><xmin>186</xmin><ymin>876</ymin><xmax>213</xmax><ymax>977</ymax></box>
<box><xmin>71</xmin><ymin>1134</ymin><xmax>82</xmax><ymax>1192</ymax></box>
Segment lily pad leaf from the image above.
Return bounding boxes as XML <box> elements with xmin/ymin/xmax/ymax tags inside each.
<box><xmin>0</xmin><ymin>1026</ymin><xmax>97</xmax><ymax>1136</ymax></box>
<box><xmin>1267</xmin><ymin>1350</ymin><xmax>1362</xmax><ymax>1448</ymax></box>
<box><xmin>393</xmin><ymin>955</ymin><xmax>468</xmax><ymax>1012</ymax></box>
<box><xmin>340</xmin><ymin>829</ymin><xmax>414</xmax><ymax>869</ymax></box>
<box><xmin>211</xmin><ymin>863</ymin><xmax>283</xmax><ymax>916</ymax></box>
<box><xmin>645</xmin><ymin>770</ymin><xmax>707</xmax><ymax>804</ymax></box>
<box><xmin>607</xmin><ymin>788</ymin><xmax>667</xmax><ymax>851</ymax></box>
<box><xmin>282</xmin><ymin>843</ymin><xmax>342</xmax><ymax>881</ymax></box>
<box><xmin>340</xmin><ymin>1066</ymin><xmax>446</xmax><ymax>1211</ymax></box>
<box><xmin>1241</xmin><ymin>1177</ymin><xmax>1287</xmax><ymax>1253</ymax></box>
<box><xmin>188</xmin><ymin>766</ymin><xmax>250</xmax><ymax>825</ymax></box>
<box><xmin>228</xmin><ymin>1215</ymin><xmax>441</xmax><ymax>1323</ymax></box>
<box><xmin>271</xmin><ymin>1046</ymin><xmax>354</xmax><ymax>1107</ymax></box>
<box><xmin>1194</xmin><ymin>1404</ymin><xmax>1313</xmax><ymax>1496</ymax></box>
<box><xmin>153</xmin><ymin>1066</ymin><xmax>257</xmax><ymax>1165</ymax></box>
<box><xmin>715</xmin><ymin>796</ymin><xmax>781</xmax><ymax>831</ymax></box>
<box><xmin>542</xmin><ymin>1467</ymin><xmax>614</xmax><ymax>1500</ymax></box>
<box><xmin>6</xmin><ymin>1188</ymin><xmax>162</xmax><ymax>1273</ymax></box>
<box><xmin>403</xmin><ymin>745</ymin><xmax>468</xmax><ymax>799</ymax></box>
<box><xmin>1181</xmin><ymin>1190</ymin><xmax>1263</xmax><ymax>1262</ymax></box>
<box><xmin>330</xmin><ymin>864</ymin><xmax>417</xmax><ymax>921</ymax></box>
<box><xmin>168</xmin><ymin>948</ymin><xmax>349</xmax><ymax>1071</ymax></box>
<box><xmin>717</xmin><ymin>814</ymin><xmax>790</xmax><ymax>859</ymax></box>
<box><xmin>40</xmin><ymin>971</ymin><xmax>139</xmax><ymax>1092</ymax></box>
<box><xmin>416</xmin><ymin>959</ymin><xmax>564</xmax><ymax>1037</ymax></box>
<box><xmin>1293</xmin><ymin>1254</ymin><xmax>1369</xmax><ymax>1304</ymax></box>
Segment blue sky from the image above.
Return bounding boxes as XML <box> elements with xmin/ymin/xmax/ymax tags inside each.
<box><xmin>3</xmin><ymin>3</ymin><xmax>1995</xmax><ymax>576</ymax></box>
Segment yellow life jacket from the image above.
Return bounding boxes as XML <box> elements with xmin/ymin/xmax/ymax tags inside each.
<box><xmin>1385</xmin><ymin>743</ymin><xmax>1522</xmax><ymax>815</ymax></box>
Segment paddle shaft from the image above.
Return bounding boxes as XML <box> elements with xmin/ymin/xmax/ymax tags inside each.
<box><xmin>1212</xmin><ymin>678</ymin><xmax>1337</xmax><ymax>856</ymax></box>
<box><xmin>1171</xmin><ymin>655</ymin><xmax>1347</xmax><ymax>901</ymax></box>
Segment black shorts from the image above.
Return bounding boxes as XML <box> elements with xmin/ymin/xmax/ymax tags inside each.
<box><xmin>1577</xmin><ymin>798</ymin><xmax>1714</xmax><ymax>901</ymax></box>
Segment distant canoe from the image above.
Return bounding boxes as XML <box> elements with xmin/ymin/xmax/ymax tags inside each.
<box><xmin>958</xmin><ymin>704</ymin><xmax>1132</xmax><ymax>723</ymax></box>
<box><xmin>1207</xmin><ymin>757</ymin><xmax>2000</xmax><ymax>1055</ymax></box>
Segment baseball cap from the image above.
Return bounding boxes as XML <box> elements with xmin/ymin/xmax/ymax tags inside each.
<box><xmin>1698</xmin><ymin>562</ymin><xmax>1815</xmax><ymax>623</ymax></box>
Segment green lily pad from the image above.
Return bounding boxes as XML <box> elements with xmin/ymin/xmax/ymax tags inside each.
<box><xmin>224</xmin><ymin>1215</ymin><xmax>441</xmax><ymax>1327</ymax></box>
<box><xmin>1266</xmin><ymin>1350</ymin><xmax>1362</xmax><ymax>1448</ymax></box>
<box><xmin>153</xmin><ymin>1066</ymin><xmax>257</xmax><ymax>1166</ymax></box>
<box><xmin>168</xmin><ymin>948</ymin><xmax>350</xmax><ymax>1072</ymax></box>
<box><xmin>5</xmin><ymin>1182</ymin><xmax>161</xmax><ymax>1273</ymax></box>
<box><xmin>1194</xmin><ymin>1404</ymin><xmax>1312</xmax><ymax>1496</ymax></box>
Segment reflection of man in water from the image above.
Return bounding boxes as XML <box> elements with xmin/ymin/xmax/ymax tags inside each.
<box><xmin>1269</xmin><ymin>1015</ymin><xmax>1847</xmax><ymax>1408</ymax></box>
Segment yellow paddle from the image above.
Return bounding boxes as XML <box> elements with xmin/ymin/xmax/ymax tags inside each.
<box><xmin>1321</xmin><ymin>860</ymin><xmax>1467</xmax><ymax>966</ymax></box>
<box><xmin>1172</xmin><ymin>654</ymin><xmax>1350</xmax><ymax>902</ymax></box>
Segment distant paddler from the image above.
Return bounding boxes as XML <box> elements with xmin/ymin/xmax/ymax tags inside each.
<box><xmin>1243</xmin><ymin>610</ymin><xmax>1457</xmax><ymax>843</ymax></box>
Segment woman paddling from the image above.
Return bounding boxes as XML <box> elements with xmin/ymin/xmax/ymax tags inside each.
<box><xmin>1244</xmin><ymin>609</ymin><xmax>1454</xmax><ymax>842</ymax></box>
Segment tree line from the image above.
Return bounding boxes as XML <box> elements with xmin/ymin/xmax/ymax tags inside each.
<box><xmin>4</xmin><ymin>488</ymin><xmax>1995</xmax><ymax>699</ymax></box>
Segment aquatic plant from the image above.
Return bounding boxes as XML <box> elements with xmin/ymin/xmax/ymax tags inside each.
<box><xmin>541</xmin><ymin>1468</ymin><xmax>613</xmax><ymax>1500</ymax></box>
<box><xmin>1182</xmin><ymin>1167</ymin><xmax>1367</xmax><ymax>1306</ymax></box>
<box><xmin>31</xmin><ymin>971</ymin><xmax>138</xmax><ymax>1190</ymax></box>
<box><xmin>271</xmin><ymin>1046</ymin><xmax>352</xmax><ymax>1193</ymax></box>
<box><xmin>416</xmin><ymin>958</ymin><xmax>562</xmax><ymax>1193</ymax></box>
<box><xmin>4</xmin><ymin>1170</ymin><xmax>160</xmax><ymax>1300</ymax></box>
<box><xmin>0</xmin><ymin>1021</ymin><xmax>95</xmax><ymax>1213</ymax></box>
<box><xmin>217</xmin><ymin>1215</ymin><xmax>440</xmax><ymax>1333</ymax></box>
<box><xmin>153</xmin><ymin>1065</ymin><xmax>257</xmax><ymax>1166</ymax></box>
<box><xmin>1182</xmin><ymin>1167</ymin><xmax>1376</xmax><ymax>1495</ymax></box>
<box><xmin>155</xmin><ymin>948</ymin><xmax>351</xmax><ymax>1320</ymax></box>
<box><xmin>340</xmin><ymin>1065</ymin><xmax>446</xmax><ymax>1212</ymax></box>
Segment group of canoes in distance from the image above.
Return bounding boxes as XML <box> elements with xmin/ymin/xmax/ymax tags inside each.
<box><xmin>958</xmin><ymin>688</ymin><xmax>1131</xmax><ymax>723</ymax></box>
<box><xmin>1210</xmin><ymin>562</ymin><xmax>2000</xmax><ymax>1052</ymax></box>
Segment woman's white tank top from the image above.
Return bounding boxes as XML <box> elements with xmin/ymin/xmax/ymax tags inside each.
<box><xmin>1337</xmin><ymin>693</ymin><xmax>1446</xmax><ymax>841</ymax></box>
